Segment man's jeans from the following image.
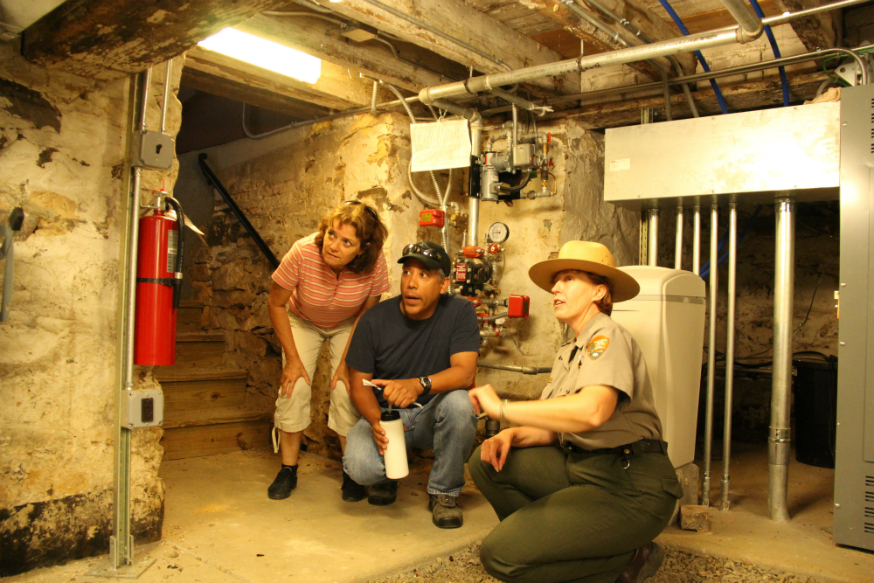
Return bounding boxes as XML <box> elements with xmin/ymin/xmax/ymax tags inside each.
<box><xmin>343</xmin><ymin>390</ymin><xmax>477</xmax><ymax>497</ymax></box>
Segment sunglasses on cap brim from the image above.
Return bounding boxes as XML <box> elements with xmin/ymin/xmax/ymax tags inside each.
<box><xmin>401</xmin><ymin>243</ymin><xmax>445</xmax><ymax>266</ymax></box>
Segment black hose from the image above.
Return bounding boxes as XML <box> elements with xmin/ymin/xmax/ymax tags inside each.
<box><xmin>498</xmin><ymin>171</ymin><xmax>533</xmax><ymax>194</ymax></box>
<box><xmin>163</xmin><ymin>196</ymin><xmax>185</xmax><ymax>309</ymax></box>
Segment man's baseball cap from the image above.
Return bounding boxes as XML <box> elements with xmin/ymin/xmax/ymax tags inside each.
<box><xmin>397</xmin><ymin>241</ymin><xmax>451</xmax><ymax>275</ymax></box>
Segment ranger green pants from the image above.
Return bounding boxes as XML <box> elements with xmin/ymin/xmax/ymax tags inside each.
<box><xmin>468</xmin><ymin>443</ymin><xmax>683</xmax><ymax>583</ymax></box>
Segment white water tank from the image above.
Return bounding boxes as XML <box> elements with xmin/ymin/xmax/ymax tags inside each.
<box><xmin>612</xmin><ymin>267</ymin><xmax>706</xmax><ymax>468</ymax></box>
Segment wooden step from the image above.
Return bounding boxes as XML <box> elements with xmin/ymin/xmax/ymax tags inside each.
<box><xmin>172</xmin><ymin>332</ymin><xmax>225</xmax><ymax>368</ymax></box>
<box><xmin>163</xmin><ymin>403</ymin><xmax>269</xmax><ymax>428</ymax></box>
<box><xmin>160</xmin><ymin>369</ymin><xmax>249</xmax><ymax>411</ymax></box>
<box><xmin>177</xmin><ymin>301</ymin><xmax>205</xmax><ymax>333</ymax></box>
<box><xmin>161</xmin><ymin>420</ymin><xmax>272</xmax><ymax>460</ymax></box>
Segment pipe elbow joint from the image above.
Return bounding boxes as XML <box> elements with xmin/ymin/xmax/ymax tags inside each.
<box><xmin>418</xmin><ymin>87</ymin><xmax>435</xmax><ymax>106</ymax></box>
<box><xmin>735</xmin><ymin>22</ymin><xmax>764</xmax><ymax>44</ymax></box>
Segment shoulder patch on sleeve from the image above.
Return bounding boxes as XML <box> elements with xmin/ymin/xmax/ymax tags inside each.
<box><xmin>587</xmin><ymin>335</ymin><xmax>610</xmax><ymax>360</ymax></box>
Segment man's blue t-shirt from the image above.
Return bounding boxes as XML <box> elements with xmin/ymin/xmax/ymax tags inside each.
<box><xmin>345</xmin><ymin>294</ymin><xmax>480</xmax><ymax>407</ymax></box>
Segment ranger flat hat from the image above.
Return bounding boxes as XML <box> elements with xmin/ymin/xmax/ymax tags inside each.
<box><xmin>528</xmin><ymin>241</ymin><xmax>640</xmax><ymax>302</ymax></box>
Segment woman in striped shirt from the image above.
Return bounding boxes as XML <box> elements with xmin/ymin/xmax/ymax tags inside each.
<box><xmin>267</xmin><ymin>201</ymin><xmax>389</xmax><ymax>502</ymax></box>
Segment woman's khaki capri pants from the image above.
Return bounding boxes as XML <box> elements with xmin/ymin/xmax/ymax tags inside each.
<box><xmin>274</xmin><ymin>311</ymin><xmax>360</xmax><ymax>437</ymax></box>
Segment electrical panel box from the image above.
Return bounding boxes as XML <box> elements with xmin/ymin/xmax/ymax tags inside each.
<box><xmin>121</xmin><ymin>390</ymin><xmax>164</xmax><ymax>429</ymax></box>
<box><xmin>833</xmin><ymin>84</ymin><xmax>874</xmax><ymax>552</ymax></box>
<box><xmin>134</xmin><ymin>131</ymin><xmax>175</xmax><ymax>170</ymax></box>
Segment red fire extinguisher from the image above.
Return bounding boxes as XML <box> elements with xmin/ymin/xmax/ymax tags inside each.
<box><xmin>134</xmin><ymin>191</ymin><xmax>184</xmax><ymax>366</ymax></box>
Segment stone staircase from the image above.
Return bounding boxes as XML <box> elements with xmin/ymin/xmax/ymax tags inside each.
<box><xmin>157</xmin><ymin>301</ymin><xmax>272</xmax><ymax>460</ymax></box>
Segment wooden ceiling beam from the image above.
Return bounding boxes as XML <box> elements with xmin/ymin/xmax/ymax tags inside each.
<box><xmin>777</xmin><ymin>0</ymin><xmax>837</xmax><ymax>52</ymax></box>
<box><xmin>236</xmin><ymin>13</ymin><xmax>459</xmax><ymax>93</ymax></box>
<box><xmin>21</xmin><ymin>0</ymin><xmax>291</xmax><ymax>79</ymax></box>
<box><xmin>309</xmin><ymin>0</ymin><xmax>580</xmax><ymax>96</ymax></box>
<box><xmin>180</xmin><ymin>68</ymin><xmax>334</xmax><ymax>119</ymax></box>
<box><xmin>532</xmin><ymin>0</ymin><xmax>696</xmax><ymax>77</ymax></box>
<box><xmin>184</xmin><ymin>46</ymin><xmax>375</xmax><ymax>111</ymax></box>
<box><xmin>549</xmin><ymin>70</ymin><xmax>829</xmax><ymax>129</ymax></box>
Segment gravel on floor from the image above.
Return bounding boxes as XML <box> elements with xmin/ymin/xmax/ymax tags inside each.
<box><xmin>371</xmin><ymin>542</ymin><xmax>825</xmax><ymax>583</ymax></box>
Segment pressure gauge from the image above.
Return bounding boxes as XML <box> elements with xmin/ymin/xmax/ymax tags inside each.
<box><xmin>487</xmin><ymin>222</ymin><xmax>510</xmax><ymax>244</ymax></box>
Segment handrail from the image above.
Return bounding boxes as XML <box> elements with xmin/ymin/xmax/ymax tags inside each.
<box><xmin>197</xmin><ymin>153</ymin><xmax>280</xmax><ymax>269</ymax></box>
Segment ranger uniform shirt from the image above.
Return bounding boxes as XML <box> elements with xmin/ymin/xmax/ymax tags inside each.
<box><xmin>540</xmin><ymin>312</ymin><xmax>663</xmax><ymax>450</ymax></box>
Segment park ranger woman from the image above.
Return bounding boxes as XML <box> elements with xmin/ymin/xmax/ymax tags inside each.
<box><xmin>468</xmin><ymin>241</ymin><xmax>683</xmax><ymax>583</ymax></box>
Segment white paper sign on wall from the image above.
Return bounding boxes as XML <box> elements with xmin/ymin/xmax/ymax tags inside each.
<box><xmin>410</xmin><ymin>119</ymin><xmax>471</xmax><ymax>171</ymax></box>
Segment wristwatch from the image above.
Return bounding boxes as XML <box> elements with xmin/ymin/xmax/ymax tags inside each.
<box><xmin>419</xmin><ymin>376</ymin><xmax>432</xmax><ymax>396</ymax></box>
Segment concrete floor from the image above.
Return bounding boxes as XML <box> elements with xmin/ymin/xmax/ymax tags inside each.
<box><xmin>3</xmin><ymin>442</ymin><xmax>874</xmax><ymax>583</ymax></box>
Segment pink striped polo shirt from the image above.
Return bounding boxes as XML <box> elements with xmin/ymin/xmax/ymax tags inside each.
<box><xmin>272</xmin><ymin>233</ymin><xmax>390</xmax><ymax>329</ymax></box>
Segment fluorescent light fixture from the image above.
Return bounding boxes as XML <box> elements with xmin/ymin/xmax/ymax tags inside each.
<box><xmin>198</xmin><ymin>28</ymin><xmax>321</xmax><ymax>84</ymax></box>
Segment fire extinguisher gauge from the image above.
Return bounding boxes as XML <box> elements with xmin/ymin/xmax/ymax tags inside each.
<box><xmin>487</xmin><ymin>222</ymin><xmax>510</xmax><ymax>244</ymax></box>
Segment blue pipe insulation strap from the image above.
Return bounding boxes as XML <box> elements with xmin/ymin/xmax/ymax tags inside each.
<box><xmin>700</xmin><ymin>205</ymin><xmax>764</xmax><ymax>279</ymax></box>
<box><xmin>748</xmin><ymin>0</ymin><xmax>790</xmax><ymax>107</ymax></box>
<box><xmin>657</xmin><ymin>0</ymin><xmax>729</xmax><ymax>114</ymax></box>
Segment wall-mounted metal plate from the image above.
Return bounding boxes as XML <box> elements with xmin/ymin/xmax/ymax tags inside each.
<box><xmin>604</xmin><ymin>102</ymin><xmax>841</xmax><ymax>210</ymax></box>
<box><xmin>120</xmin><ymin>390</ymin><xmax>163</xmax><ymax>429</ymax></box>
<box><xmin>134</xmin><ymin>131</ymin><xmax>175</xmax><ymax>170</ymax></box>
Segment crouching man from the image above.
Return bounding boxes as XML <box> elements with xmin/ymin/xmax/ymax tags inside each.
<box><xmin>343</xmin><ymin>241</ymin><xmax>480</xmax><ymax>528</ymax></box>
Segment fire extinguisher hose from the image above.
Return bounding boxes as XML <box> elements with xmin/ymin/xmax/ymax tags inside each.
<box><xmin>163</xmin><ymin>196</ymin><xmax>185</xmax><ymax>309</ymax></box>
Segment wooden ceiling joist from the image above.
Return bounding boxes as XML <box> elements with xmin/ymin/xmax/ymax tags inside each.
<box><xmin>551</xmin><ymin>70</ymin><xmax>829</xmax><ymax>129</ymax></box>
<box><xmin>185</xmin><ymin>46</ymin><xmax>377</xmax><ymax>111</ymax></box>
<box><xmin>237</xmin><ymin>13</ymin><xmax>460</xmax><ymax>93</ymax></box>
<box><xmin>21</xmin><ymin>0</ymin><xmax>292</xmax><ymax>78</ymax></box>
<box><xmin>180</xmin><ymin>67</ymin><xmax>334</xmax><ymax>119</ymax></box>
<box><xmin>310</xmin><ymin>0</ymin><xmax>581</xmax><ymax>96</ymax></box>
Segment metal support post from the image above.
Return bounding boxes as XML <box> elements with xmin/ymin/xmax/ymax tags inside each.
<box><xmin>693</xmin><ymin>204</ymin><xmax>701</xmax><ymax>275</ymax></box>
<box><xmin>721</xmin><ymin>202</ymin><xmax>737</xmax><ymax>510</ymax></box>
<box><xmin>675</xmin><ymin>204</ymin><xmax>684</xmax><ymax>270</ymax></box>
<box><xmin>646</xmin><ymin>208</ymin><xmax>659</xmax><ymax>266</ymax></box>
<box><xmin>702</xmin><ymin>202</ymin><xmax>719</xmax><ymax>507</ymax></box>
<box><xmin>769</xmin><ymin>197</ymin><xmax>795</xmax><ymax>522</ymax></box>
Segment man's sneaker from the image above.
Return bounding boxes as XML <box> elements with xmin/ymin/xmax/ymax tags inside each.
<box><xmin>615</xmin><ymin>542</ymin><xmax>664</xmax><ymax>583</ymax></box>
<box><xmin>429</xmin><ymin>494</ymin><xmax>463</xmax><ymax>529</ymax></box>
<box><xmin>368</xmin><ymin>480</ymin><xmax>398</xmax><ymax>506</ymax></box>
<box><xmin>267</xmin><ymin>466</ymin><xmax>297</xmax><ymax>500</ymax></box>
<box><xmin>341</xmin><ymin>471</ymin><xmax>367</xmax><ymax>502</ymax></box>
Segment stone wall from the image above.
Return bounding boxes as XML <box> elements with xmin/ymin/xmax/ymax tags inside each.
<box><xmin>0</xmin><ymin>45</ymin><xmax>182</xmax><ymax>575</ymax></box>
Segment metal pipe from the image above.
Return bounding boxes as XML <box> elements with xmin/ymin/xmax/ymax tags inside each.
<box><xmin>769</xmin><ymin>197</ymin><xmax>795</xmax><ymax>522</ymax></box>
<box><xmin>468</xmin><ymin>195</ymin><xmax>480</xmax><ymax>247</ymax></box>
<box><xmin>139</xmin><ymin>67</ymin><xmax>151</xmax><ymax>133</ymax></box>
<box><xmin>647</xmin><ymin>208</ymin><xmax>659</xmax><ymax>266</ymax></box>
<box><xmin>419</xmin><ymin>0</ymin><xmax>864</xmax><ymax>105</ymax></box>
<box><xmin>693</xmin><ymin>204</ymin><xmax>701</xmax><ymax>276</ymax></box>
<box><xmin>583</xmin><ymin>0</ymin><xmax>697</xmax><ymax>116</ymax></box>
<box><xmin>516</xmin><ymin>44</ymin><xmax>874</xmax><ymax>112</ymax></box>
<box><xmin>370</xmin><ymin>80</ymin><xmax>378</xmax><ymax>115</ymax></box>
<box><xmin>511</xmin><ymin>104</ymin><xmax>518</xmax><ymax>165</ymax></box>
<box><xmin>720</xmin><ymin>0</ymin><xmax>764</xmax><ymax>37</ymax></box>
<box><xmin>490</xmin><ymin>87</ymin><xmax>552</xmax><ymax>115</ymax></box>
<box><xmin>420</xmin><ymin>28</ymin><xmax>749</xmax><ymax>104</ymax></box>
<box><xmin>160</xmin><ymin>60</ymin><xmax>171</xmax><ymax>134</ymax></box>
<box><xmin>675</xmin><ymin>204</ymin><xmax>684</xmax><ymax>270</ymax></box>
<box><xmin>703</xmin><ymin>202</ymin><xmax>719</xmax><ymax>507</ymax></box>
<box><xmin>721</xmin><ymin>202</ymin><xmax>737</xmax><ymax>511</ymax></box>
<box><xmin>478</xmin><ymin>361</ymin><xmax>552</xmax><ymax>375</ymax></box>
